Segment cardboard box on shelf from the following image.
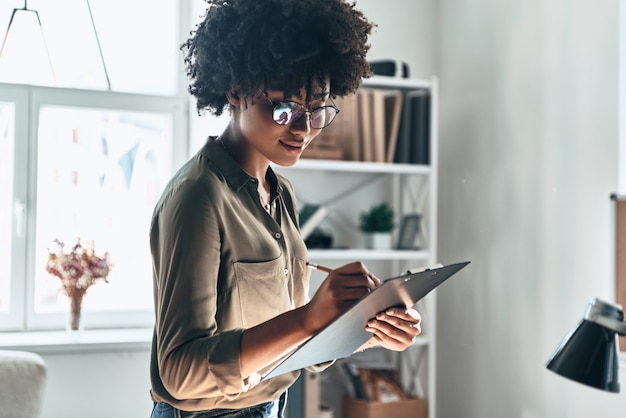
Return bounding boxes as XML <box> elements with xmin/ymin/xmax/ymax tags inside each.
<box><xmin>343</xmin><ymin>396</ymin><xmax>427</xmax><ymax>418</ymax></box>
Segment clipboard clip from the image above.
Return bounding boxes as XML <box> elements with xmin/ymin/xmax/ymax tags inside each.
<box><xmin>406</xmin><ymin>263</ymin><xmax>444</xmax><ymax>275</ymax></box>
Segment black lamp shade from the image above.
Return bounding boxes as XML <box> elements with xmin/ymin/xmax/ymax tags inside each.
<box><xmin>546</xmin><ymin>319</ymin><xmax>620</xmax><ymax>393</ymax></box>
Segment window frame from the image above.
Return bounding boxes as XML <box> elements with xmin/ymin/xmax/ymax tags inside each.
<box><xmin>0</xmin><ymin>83</ymin><xmax>188</xmax><ymax>331</ymax></box>
<box><xmin>0</xmin><ymin>84</ymin><xmax>29</xmax><ymax>330</ymax></box>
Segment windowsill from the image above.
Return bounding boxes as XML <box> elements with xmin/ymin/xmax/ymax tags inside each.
<box><xmin>0</xmin><ymin>328</ymin><xmax>153</xmax><ymax>354</ymax></box>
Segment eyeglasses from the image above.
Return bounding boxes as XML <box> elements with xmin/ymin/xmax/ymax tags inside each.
<box><xmin>260</xmin><ymin>91</ymin><xmax>340</xmax><ymax>129</ymax></box>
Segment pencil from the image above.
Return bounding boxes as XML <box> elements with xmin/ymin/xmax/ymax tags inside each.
<box><xmin>306</xmin><ymin>261</ymin><xmax>332</xmax><ymax>273</ymax></box>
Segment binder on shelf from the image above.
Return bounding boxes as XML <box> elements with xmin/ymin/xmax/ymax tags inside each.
<box><xmin>298</xmin><ymin>204</ymin><xmax>329</xmax><ymax>240</ymax></box>
<box><xmin>408</xmin><ymin>91</ymin><xmax>430</xmax><ymax>165</ymax></box>
<box><xmin>263</xmin><ymin>261</ymin><xmax>470</xmax><ymax>380</ymax></box>
<box><xmin>393</xmin><ymin>89</ymin><xmax>430</xmax><ymax>165</ymax></box>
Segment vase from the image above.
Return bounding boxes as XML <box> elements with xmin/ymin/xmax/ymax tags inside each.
<box><xmin>364</xmin><ymin>232</ymin><xmax>392</xmax><ymax>250</ymax></box>
<box><xmin>66</xmin><ymin>293</ymin><xmax>85</xmax><ymax>333</ymax></box>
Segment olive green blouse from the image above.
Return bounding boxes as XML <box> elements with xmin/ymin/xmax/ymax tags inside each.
<box><xmin>149</xmin><ymin>137</ymin><xmax>313</xmax><ymax>411</ymax></box>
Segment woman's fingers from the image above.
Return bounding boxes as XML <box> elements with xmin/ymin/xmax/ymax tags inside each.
<box><xmin>365</xmin><ymin>307</ymin><xmax>422</xmax><ymax>351</ymax></box>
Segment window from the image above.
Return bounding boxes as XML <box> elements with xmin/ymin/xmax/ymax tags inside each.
<box><xmin>0</xmin><ymin>1</ymin><xmax>188</xmax><ymax>331</ymax></box>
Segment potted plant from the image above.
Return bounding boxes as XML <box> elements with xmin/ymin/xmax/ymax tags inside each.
<box><xmin>359</xmin><ymin>202</ymin><xmax>395</xmax><ymax>249</ymax></box>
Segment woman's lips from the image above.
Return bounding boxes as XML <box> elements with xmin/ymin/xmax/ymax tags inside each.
<box><xmin>280</xmin><ymin>140</ymin><xmax>305</xmax><ymax>153</ymax></box>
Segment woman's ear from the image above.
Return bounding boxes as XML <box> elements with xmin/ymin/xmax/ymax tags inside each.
<box><xmin>226</xmin><ymin>89</ymin><xmax>241</xmax><ymax>106</ymax></box>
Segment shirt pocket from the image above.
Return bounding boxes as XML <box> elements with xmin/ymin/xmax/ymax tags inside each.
<box><xmin>233</xmin><ymin>257</ymin><xmax>292</xmax><ymax>328</ymax></box>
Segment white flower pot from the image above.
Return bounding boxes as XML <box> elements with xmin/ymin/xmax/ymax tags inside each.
<box><xmin>364</xmin><ymin>232</ymin><xmax>392</xmax><ymax>250</ymax></box>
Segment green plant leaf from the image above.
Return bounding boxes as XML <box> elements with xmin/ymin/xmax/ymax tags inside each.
<box><xmin>359</xmin><ymin>202</ymin><xmax>395</xmax><ymax>232</ymax></box>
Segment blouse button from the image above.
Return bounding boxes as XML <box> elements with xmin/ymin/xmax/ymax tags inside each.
<box><xmin>283</xmin><ymin>269</ymin><xmax>289</xmax><ymax>275</ymax></box>
<box><xmin>274</xmin><ymin>232</ymin><xmax>282</xmax><ymax>239</ymax></box>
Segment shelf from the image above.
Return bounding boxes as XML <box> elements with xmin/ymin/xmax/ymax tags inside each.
<box><xmin>363</xmin><ymin>75</ymin><xmax>432</xmax><ymax>90</ymax></box>
<box><xmin>307</xmin><ymin>249</ymin><xmax>430</xmax><ymax>261</ymax></box>
<box><xmin>292</xmin><ymin>76</ymin><xmax>439</xmax><ymax>418</ymax></box>
<box><xmin>278</xmin><ymin>159</ymin><xmax>430</xmax><ymax>174</ymax></box>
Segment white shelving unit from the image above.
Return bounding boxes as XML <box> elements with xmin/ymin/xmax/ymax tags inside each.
<box><xmin>277</xmin><ymin>76</ymin><xmax>439</xmax><ymax>418</ymax></box>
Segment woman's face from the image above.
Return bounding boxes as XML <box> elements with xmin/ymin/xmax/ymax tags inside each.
<box><xmin>236</xmin><ymin>81</ymin><xmax>333</xmax><ymax>167</ymax></box>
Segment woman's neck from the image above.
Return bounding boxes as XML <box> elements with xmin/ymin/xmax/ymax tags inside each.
<box><xmin>218</xmin><ymin>125</ymin><xmax>270</xmax><ymax>183</ymax></box>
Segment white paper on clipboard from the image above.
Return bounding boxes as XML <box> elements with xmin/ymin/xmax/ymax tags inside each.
<box><xmin>263</xmin><ymin>261</ymin><xmax>470</xmax><ymax>380</ymax></box>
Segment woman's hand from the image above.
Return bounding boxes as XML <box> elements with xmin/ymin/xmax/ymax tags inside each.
<box><xmin>302</xmin><ymin>261</ymin><xmax>380</xmax><ymax>335</ymax></box>
<box><xmin>363</xmin><ymin>307</ymin><xmax>422</xmax><ymax>351</ymax></box>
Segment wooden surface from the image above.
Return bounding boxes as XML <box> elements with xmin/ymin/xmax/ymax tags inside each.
<box><xmin>614</xmin><ymin>196</ymin><xmax>626</xmax><ymax>351</ymax></box>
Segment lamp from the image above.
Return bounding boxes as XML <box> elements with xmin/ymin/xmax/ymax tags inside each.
<box><xmin>546</xmin><ymin>297</ymin><xmax>626</xmax><ymax>393</ymax></box>
<box><xmin>0</xmin><ymin>0</ymin><xmax>55</xmax><ymax>84</ymax></box>
<box><xmin>0</xmin><ymin>0</ymin><xmax>110</xmax><ymax>89</ymax></box>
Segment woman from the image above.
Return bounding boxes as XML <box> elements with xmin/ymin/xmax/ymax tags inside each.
<box><xmin>149</xmin><ymin>1</ymin><xmax>422</xmax><ymax>417</ymax></box>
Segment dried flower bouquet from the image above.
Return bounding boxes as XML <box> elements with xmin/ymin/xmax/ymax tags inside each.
<box><xmin>45</xmin><ymin>238</ymin><xmax>113</xmax><ymax>330</ymax></box>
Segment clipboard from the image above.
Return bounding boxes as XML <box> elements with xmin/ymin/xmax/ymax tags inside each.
<box><xmin>263</xmin><ymin>261</ymin><xmax>470</xmax><ymax>379</ymax></box>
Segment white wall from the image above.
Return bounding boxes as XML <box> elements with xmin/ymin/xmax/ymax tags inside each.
<box><xmin>356</xmin><ymin>0</ymin><xmax>437</xmax><ymax>81</ymax></box>
<box><xmin>39</xmin><ymin>349</ymin><xmax>152</xmax><ymax>418</ymax></box>
<box><xmin>436</xmin><ymin>0</ymin><xmax>623</xmax><ymax>417</ymax></box>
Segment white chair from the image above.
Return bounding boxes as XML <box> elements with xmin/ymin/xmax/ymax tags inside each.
<box><xmin>0</xmin><ymin>350</ymin><xmax>47</xmax><ymax>418</ymax></box>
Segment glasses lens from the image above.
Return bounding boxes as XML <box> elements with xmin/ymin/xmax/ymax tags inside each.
<box><xmin>272</xmin><ymin>102</ymin><xmax>308</xmax><ymax>125</ymax></box>
<box><xmin>270</xmin><ymin>98</ymin><xmax>339</xmax><ymax>129</ymax></box>
<box><xmin>310</xmin><ymin>106</ymin><xmax>338</xmax><ymax>129</ymax></box>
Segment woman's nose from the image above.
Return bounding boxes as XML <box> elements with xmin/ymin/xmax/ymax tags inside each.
<box><xmin>288</xmin><ymin>112</ymin><xmax>312</xmax><ymax>134</ymax></box>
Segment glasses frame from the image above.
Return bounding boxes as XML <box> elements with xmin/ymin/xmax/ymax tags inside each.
<box><xmin>259</xmin><ymin>90</ymin><xmax>340</xmax><ymax>129</ymax></box>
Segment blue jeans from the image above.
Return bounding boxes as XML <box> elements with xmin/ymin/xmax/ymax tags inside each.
<box><xmin>150</xmin><ymin>392</ymin><xmax>287</xmax><ymax>418</ymax></box>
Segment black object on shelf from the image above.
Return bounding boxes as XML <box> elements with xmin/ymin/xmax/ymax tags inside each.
<box><xmin>305</xmin><ymin>229</ymin><xmax>333</xmax><ymax>249</ymax></box>
<box><xmin>368</xmin><ymin>59</ymin><xmax>410</xmax><ymax>78</ymax></box>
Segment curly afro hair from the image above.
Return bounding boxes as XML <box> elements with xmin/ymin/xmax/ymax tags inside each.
<box><xmin>182</xmin><ymin>0</ymin><xmax>375</xmax><ymax>116</ymax></box>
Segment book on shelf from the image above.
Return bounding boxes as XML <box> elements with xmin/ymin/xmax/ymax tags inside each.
<box><xmin>298</xmin><ymin>204</ymin><xmax>329</xmax><ymax>240</ymax></box>
<box><xmin>370</xmin><ymin>88</ymin><xmax>387</xmax><ymax>163</ymax></box>
<box><xmin>301</xmin><ymin>140</ymin><xmax>344</xmax><ymax>160</ymax></box>
<box><xmin>383</xmin><ymin>90</ymin><xmax>403</xmax><ymax>163</ymax></box>
<box><xmin>364</xmin><ymin>88</ymin><xmax>404</xmax><ymax>163</ymax></box>
<box><xmin>313</xmin><ymin>93</ymin><xmax>360</xmax><ymax>161</ymax></box>
<box><xmin>393</xmin><ymin>92</ymin><xmax>412</xmax><ymax>164</ymax></box>
<box><xmin>357</xmin><ymin>89</ymin><xmax>374</xmax><ymax>162</ymax></box>
<box><xmin>306</xmin><ymin>86</ymin><xmax>428</xmax><ymax>165</ymax></box>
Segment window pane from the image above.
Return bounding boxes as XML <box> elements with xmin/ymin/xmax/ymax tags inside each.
<box><xmin>34</xmin><ymin>106</ymin><xmax>172</xmax><ymax>316</ymax></box>
<box><xmin>0</xmin><ymin>102</ymin><xmax>15</xmax><ymax>314</ymax></box>
<box><xmin>0</xmin><ymin>0</ymin><xmax>179</xmax><ymax>94</ymax></box>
